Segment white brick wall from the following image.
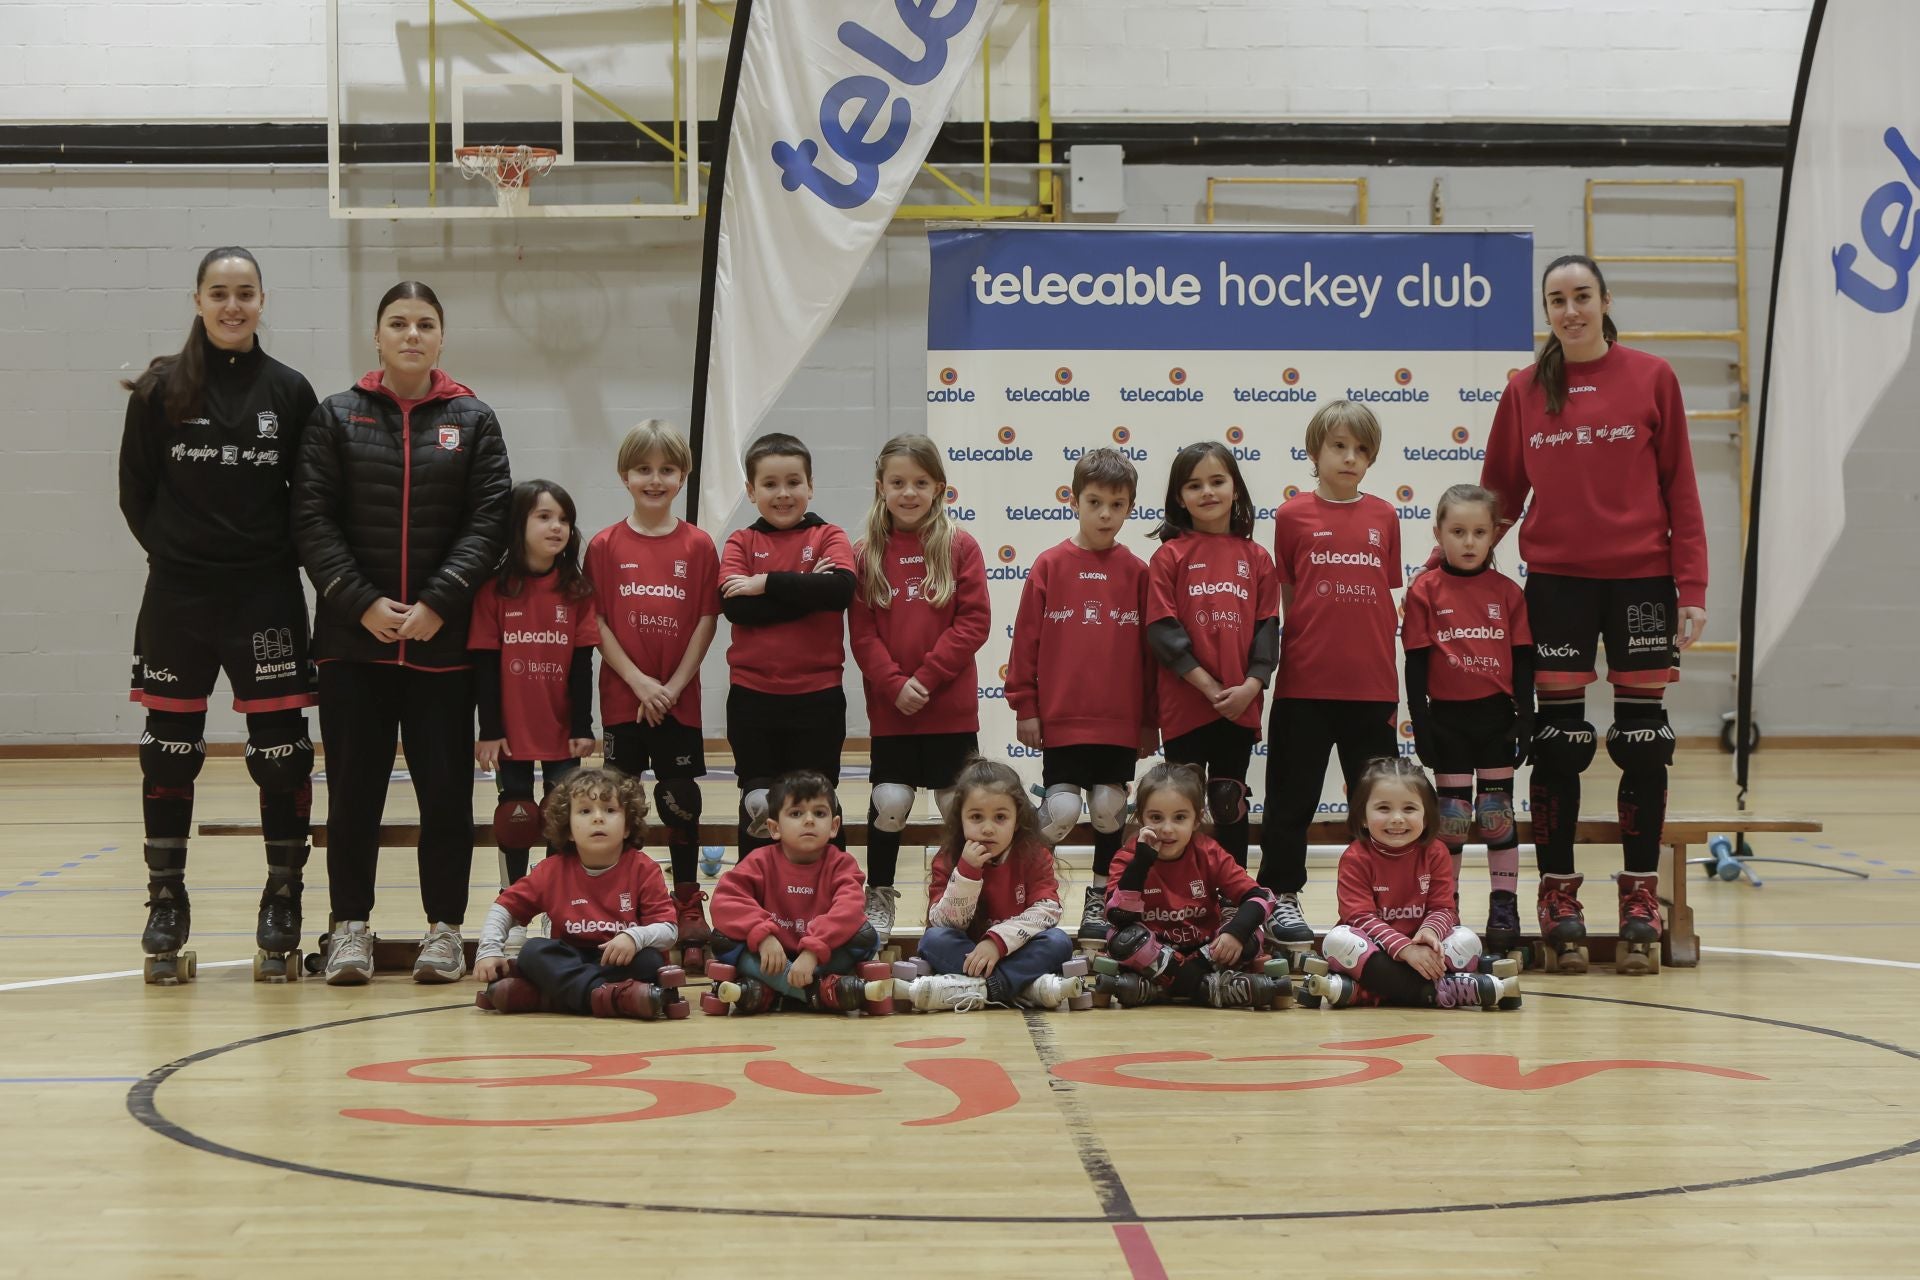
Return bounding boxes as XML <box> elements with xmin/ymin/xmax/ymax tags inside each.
<box><xmin>3</xmin><ymin>0</ymin><xmax>1812</xmax><ymax>125</ymax></box>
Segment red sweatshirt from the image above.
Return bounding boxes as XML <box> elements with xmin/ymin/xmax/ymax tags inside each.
<box><xmin>927</xmin><ymin>839</ymin><xmax>1062</xmax><ymax>956</ymax></box>
<box><xmin>585</xmin><ymin>518</ymin><xmax>718</xmax><ymax>731</ymax></box>
<box><xmin>710</xmin><ymin>842</ymin><xmax>867</xmax><ymax>963</ymax></box>
<box><xmin>849</xmin><ymin>527</ymin><xmax>990</xmax><ymax>736</ymax></box>
<box><xmin>1006</xmin><ymin>539</ymin><xmax>1154</xmax><ymax>749</ymax></box>
<box><xmin>1146</xmin><ymin>533</ymin><xmax>1280</xmax><ymax>742</ymax></box>
<box><xmin>1401</xmin><ymin>565</ymin><xmax>1531</xmax><ymax>700</ymax></box>
<box><xmin>493</xmin><ymin>846</ymin><xmax>675</xmax><ymax>953</ymax></box>
<box><xmin>1106</xmin><ymin>832</ymin><xmax>1261</xmax><ymax>952</ymax></box>
<box><xmin>1272</xmin><ymin>492</ymin><xmax>1403</xmax><ymax>702</ymax></box>
<box><xmin>1481</xmin><ymin>344</ymin><xmax>1708</xmax><ymax>609</ymax></box>
<box><xmin>720</xmin><ymin>516</ymin><xmax>856</xmax><ymax>695</ymax></box>
<box><xmin>1334</xmin><ymin>836</ymin><xmax>1458</xmax><ymax>960</ymax></box>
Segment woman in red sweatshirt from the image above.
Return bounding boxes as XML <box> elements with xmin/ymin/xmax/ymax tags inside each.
<box><xmin>1478</xmin><ymin>253</ymin><xmax>1707</xmax><ymax>974</ymax></box>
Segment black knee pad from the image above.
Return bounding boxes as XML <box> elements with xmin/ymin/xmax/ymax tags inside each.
<box><xmin>1207</xmin><ymin>777</ymin><xmax>1249</xmax><ymax>825</ymax></box>
<box><xmin>244</xmin><ymin>712</ymin><xmax>313</xmax><ymax>793</ymax></box>
<box><xmin>848</xmin><ymin>921</ymin><xmax>878</xmax><ymax>954</ymax></box>
<box><xmin>140</xmin><ymin>712</ymin><xmax>207</xmax><ymax>790</ymax></box>
<box><xmin>1607</xmin><ymin>709</ymin><xmax>1675</xmax><ymax>776</ymax></box>
<box><xmin>653</xmin><ymin>777</ymin><xmax>702</xmax><ymax>837</ymax></box>
<box><xmin>1530</xmin><ymin>718</ymin><xmax>1598</xmax><ymax>775</ymax></box>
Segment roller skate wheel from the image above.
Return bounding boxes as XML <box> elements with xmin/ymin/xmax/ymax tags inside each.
<box><xmin>862</xmin><ymin>978</ymin><xmax>895</xmax><ymax>1012</ymax></box>
<box><xmin>715</xmin><ymin>981</ymin><xmax>743</xmax><ymax>1003</ymax></box>
<box><xmin>303</xmin><ymin>950</ymin><xmax>324</xmax><ymax>975</ymax></box>
<box><xmin>183</xmin><ymin>951</ymin><xmax>197</xmax><ymax>979</ymax></box>
<box><xmin>1074</xmin><ymin>939</ymin><xmax>1107</xmax><ymax>957</ymax></box>
<box><xmin>892</xmin><ymin>958</ymin><xmax>929</xmax><ymax>982</ymax></box>
<box><xmin>657</xmin><ymin>965</ymin><xmax>687</xmax><ymax>989</ymax></box>
<box><xmin>679</xmin><ymin>947</ymin><xmax>706</xmax><ymax>975</ymax></box>
<box><xmin>1484</xmin><ymin>955</ymin><xmax>1520</xmax><ymax>981</ymax></box>
<box><xmin>665</xmin><ymin>997</ymin><xmax>691</xmax><ymax>1020</ymax></box>
<box><xmin>857</xmin><ymin>961</ymin><xmax>891</xmax><ymax>982</ymax></box>
<box><xmin>1091</xmin><ymin>955</ymin><xmax>1121</xmax><ymax>976</ymax></box>
<box><xmin>1061</xmin><ymin>957</ymin><xmax>1090</xmax><ymax>980</ymax></box>
<box><xmin>699</xmin><ymin>993</ymin><xmax>728</xmax><ymax>1016</ymax></box>
<box><xmin>706</xmin><ymin>962</ymin><xmax>737</xmax><ymax>983</ymax></box>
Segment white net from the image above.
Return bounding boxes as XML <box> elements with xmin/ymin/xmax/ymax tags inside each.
<box><xmin>454</xmin><ymin>145</ymin><xmax>561</xmax><ymax>213</ymax></box>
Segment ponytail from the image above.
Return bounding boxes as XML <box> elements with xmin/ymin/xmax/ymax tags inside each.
<box><xmin>1531</xmin><ymin>254</ymin><xmax>1615</xmax><ymax>415</ymax></box>
<box><xmin>120</xmin><ymin>247</ymin><xmax>262</xmax><ymax>423</ymax></box>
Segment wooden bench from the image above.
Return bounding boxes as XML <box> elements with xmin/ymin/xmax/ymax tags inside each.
<box><xmin>198</xmin><ymin>815</ymin><xmax>1819</xmax><ymax>969</ymax></box>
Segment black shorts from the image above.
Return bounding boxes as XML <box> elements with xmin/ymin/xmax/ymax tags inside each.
<box><xmin>726</xmin><ymin>685</ymin><xmax>846</xmax><ymax>786</ymax></box>
<box><xmin>870</xmin><ymin>732</ymin><xmax>978</xmax><ymax>789</ymax></box>
<box><xmin>1525</xmin><ymin>572</ymin><xmax>1679</xmax><ymax>685</ymax></box>
<box><xmin>1042</xmin><ymin>743</ymin><xmax>1138</xmax><ymax>790</ymax></box>
<box><xmin>129</xmin><ymin>571</ymin><xmax>316</xmax><ymax>714</ymax></box>
<box><xmin>1427</xmin><ymin>695</ymin><xmax>1518</xmax><ymax>772</ymax></box>
<box><xmin>603</xmin><ymin>717</ymin><xmax>706</xmax><ymax>780</ymax></box>
<box><xmin>1163</xmin><ymin>719</ymin><xmax>1258</xmax><ymax>783</ymax></box>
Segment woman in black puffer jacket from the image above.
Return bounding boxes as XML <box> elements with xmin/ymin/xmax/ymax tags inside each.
<box><xmin>295</xmin><ymin>280</ymin><xmax>510</xmax><ymax>986</ymax></box>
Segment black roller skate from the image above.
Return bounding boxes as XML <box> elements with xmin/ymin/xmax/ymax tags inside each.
<box><xmin>253</xmin><ymin>864</ymin><xmax>304</xmax><ymax>983</ymax></box>
<box><xmin>141</xmin><ymin>882</ymin><xmax>196</xmax><ymax>986</ymax></box>
<box><xmin>1092</xmin><ymin>970</ymin><xmax>1167</xmax><ymax>1009</ymax></box>
<box><xmin>1434</xmin><ymin>967</ymin><xmax>1522</xmax><ymax>1012</ymax></box>
<box><xmin>1615</xmin><ymin>872</ymin><xmax>1663</xmax><ymax>976</ymax></box>
<box><xmin>1200</xmin><ymin>968</ymin><xmax>1289</xmax><ymax>1011</ymax></box>
<box><xmin>701</xmin><ymin>969</ymin><xmax>779</xmax><ymax>1016</ymax></box>
<box><xmin>1536</xmin><ymin>873</ymin><xmax>1589</xmax><ymax>973</ymax></box>
<box><xmin>804</xmin><ymin>973</ymin><xmax>871</xmax><ymax>1016</ymax></box>
<box><xmin>1484</xmin><ymin>890</ymin><xmax>1523</xmax><ymax>964</ymax></box>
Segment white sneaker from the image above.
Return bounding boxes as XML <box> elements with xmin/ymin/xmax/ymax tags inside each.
<box><xmin>908</xmin><ymin>973</ymin><xmax>988</xmax><ymax>1012</ymax></box>
<box><xmin>863</xmin><ymin>885</ymin><xmax>901</xmax><ymax>946</ymax></box>
<box><xmin>413</xmin><ymin>922</ymin><xmax>466</xmax><ymax>984</ymax></box>
<box><xmin>504</xmin><ymin>924</ymin><xmax>528</xmax><ymax>955</ymax></box>
<box><xmin>1017</xmin><ymin>972</ymin><xmax>1084</xmax><ymax>1010</ymax></box>
<box><xmin>324</xmin><ymin>920</ymin><xmax>374</xmax><ymax>986</ymax></box>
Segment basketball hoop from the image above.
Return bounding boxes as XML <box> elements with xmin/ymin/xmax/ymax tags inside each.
<box><xmin>454</xmin><ymin>145</ymin><xmax>560</xmax><ymax>214</ymax></box>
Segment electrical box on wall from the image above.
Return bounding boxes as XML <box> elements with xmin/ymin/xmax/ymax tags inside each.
<box><xmin>1069</xmin><ymin>145</ymin><xmax>1125</xmax><ymax>215</ymax></box>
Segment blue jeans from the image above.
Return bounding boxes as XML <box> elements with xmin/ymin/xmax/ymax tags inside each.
<box><xmin>712</xmin><ymin>928</ymin><xmax>878</xmax><ymax>1002</ymax></box>
<box><xmin>917</xmin><ymin>925</ymin><xmax>1074</xmax><ymax>993</ymax></box>
<box><xmin>516</xmin><ymin>936</ymin><xmax>664</xmax><ymax>1015</ymax></box>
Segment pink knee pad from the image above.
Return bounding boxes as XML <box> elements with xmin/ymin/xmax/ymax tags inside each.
<box><xmin>1320</xmin><ymin>924</ymin><xmax>1378</xmax><ymax>977</ymax></box>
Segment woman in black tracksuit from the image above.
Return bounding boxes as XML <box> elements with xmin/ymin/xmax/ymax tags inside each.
<box><xmin>118</xmin><ymin>246</ymin><xmax>320</xmax><ymax>984</ymax></box>
<box><xmin>295</xmin><ymin>280</ymin><xmax>510</xmax><ymax>987</ymax></box>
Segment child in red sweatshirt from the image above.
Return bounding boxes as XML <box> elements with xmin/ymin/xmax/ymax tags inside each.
<box><xmin>706</xmin><ymin>771</ymin><xmax>877</xmax><ymax>1015</ymax></box>
<box><xmin>848</xmin><ymin>433</ymin><xmax>990</xmax><ymax>946</ymax></box>
<box><xmin>471</xmin><ymin>769</ymin><xmax>679</xmax><ymax>1019</ymax></box>
<box><xmin>1298</xmin><ymin>757</ymin><xmax>1521</xmax><ymax>1012</ymax></box>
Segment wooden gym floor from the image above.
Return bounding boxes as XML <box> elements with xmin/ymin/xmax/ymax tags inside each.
<box><xmin>1</xmin><ymin>746</ymin><xmax>1916</xmax><ymax>1279</ymax></box>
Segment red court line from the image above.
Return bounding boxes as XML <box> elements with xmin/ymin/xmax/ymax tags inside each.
<box><xmin>1114</xmin><ymin>1223</ymin><xmax>1169</xmax><ymax>1280</ymax></box>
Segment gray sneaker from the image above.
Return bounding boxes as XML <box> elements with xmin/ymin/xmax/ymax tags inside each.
<box><xmin>324</xmin><ymin>920</ymin><xmax>374</xmax><ymax>986</ymax></box>
<box><xmin>1076</xmin><ymin>884</ymin><xmax>1109</xmax><ymax>942</ymax></box>
<box><xmin>413</xmin><ymin>922</ymin><xmax>466</xmax><ymax>984</ymax></box>
<box><xmin>863</xmin><ymin>885</ymin><xmax>901</xmax><ymax>946</ymax></box>
<box><xmin>1265</xmin><ymin>891</ymin><xmax>1315</xmax><ymax>946</ymax></box>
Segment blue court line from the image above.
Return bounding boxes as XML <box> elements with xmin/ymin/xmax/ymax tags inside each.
<box><xmin>3</xmin><ymin>848</ymin><xmax>112</xmax><ymax>898</ymax></box>
<box><xmin>0</xmin><ymin>1077</ymin><xmax>141</xmax><ymax>1084</ymax></box>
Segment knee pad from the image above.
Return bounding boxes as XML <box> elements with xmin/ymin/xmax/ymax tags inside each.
<box><xmin>1039</xmin><ymin>784</ymin><xmax>1084</xmax><ymax>843</ymax></box>
<box><xmin>1088</xmin><ymin>784</ymin><xmax>1129</xmax><ymax>834</ymax></box>
<box><xmin>932</xmin><ymin>787</ymin><xmax>959</xmax><ymax>825</ymax></box>
<box><xmin>1227</xmin><ymin>887</ymin><xmax>1276</xmax><ymax>931</ymax></box>
<box><xmin>1437</xmin><ymin>795</ymin><xmax>1474</xmax><ymax>846</ymax></box>
<box><xmin>1606</xmin><ymin>711</ymin><xmax>1675</xmax><ymax>776</ymax></box>
<box><xmin>848</xmin><ymin>921</ymin><xmax>879</xmax><ymax>957</ymax></box>
<box><xmin>1530</xmin><ymin>718</ymin><xmax>1598</xmax><ymax>775</ymax></box>
<box><xmin>1320</xmin><ymin>924</ymin><xmax>1378</xmax><ymax>977</ymax></box>
<box><xmin>139</xmin><ymin>713</ymin><xmax>207</xmax><ymax>790</ymax></box>
<box><xmin>493</xmin><ymin>796</ymin><xmax>544</xmax><ymax>850</ymax></box>
<box><xmin>652</xmin><ymin>777</ymin><xmax>702</xmax><ymax>836</ymax></box>
<box><xmin>1475</xmin><ymin>787</ymin><xmax>1516</xmax><ymax>844</ymax></box>
<box><xmin>1106</xmin><ymin>922</ymin><xmax>1169</xmax><ymax>979</ymax></box>
<box><xmin>1441</xmin><ymin>924</ymin><xmax>1484</xmax><ymax>971</ymax></box>
<box><xmin>741</xmin><ymin>786</ymin><xmax>771</xmax><ymax>836</ymax></box>
<box><xmin>869</xmin><ymin>782</ymin><xmax>917</xmax><ymax>833</ymax></box>
<box><xmin>1207</xmin><ymin>777</ymin><xmax>1249</xmax><ymax>826</ymax></box>
<box><xmin>244</xmin><ymin>713</ymin><xmax>313</xmax><ymax>794</ymax></box>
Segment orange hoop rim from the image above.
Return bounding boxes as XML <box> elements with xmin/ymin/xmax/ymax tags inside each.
<box><xmin>454</xmin><ymin>144</ymin><xmax>559</xmax><ymax>189</ymax></box>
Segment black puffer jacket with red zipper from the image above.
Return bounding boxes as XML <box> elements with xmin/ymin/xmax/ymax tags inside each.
<box><xmin>294</xmin><ymin>368</ymin><xmax>511</xmax><ymax>670</ymax></box>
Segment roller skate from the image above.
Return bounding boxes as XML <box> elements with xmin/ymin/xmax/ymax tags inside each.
<box><xmin>1199</xmin><ymin>967</ymin><xmax>1290</xmax><ymax>1011</ymax></box>
<box><xmin>900</xmin><ymin>972</ymin><xmax>990</xmax><ymax>1013</ymax></box>
<box><xmin>591</xmin><ymin>966</ymin><xmax>691</xmax><ymax>1020</ymax></box>
<box><xmin>476</xmin><ymin>975</ymin><xmax>547</xmax><ymax>1013</ymax></box>
<box><xmin>141</xmin><ymin>882</ymin><xmax>196</xmax><ymax>986</ymax></box>
<box><xmin>1262</xmin><ymin>892</ymin><xmax>1316</xmax><ymax>973</ymax></box>
<box><xmin>1434</xmin><ymin>967</ymin><xmax>1522</xmax><ymax>1011</ymax></box>
<box><xmin>1020</xmin><ymin>960</ymin><xmax>1095</xmax><ymax>1011</ymax></box>
<box><xmin>803</xmin><ymin>973</ymin><xmax>872</xmax><ymax>1016</ymax></box>
<box><xmin>1483</xmin><ymin>889</ymin><xmax>1523</xmax><ymax>965</ymax></box>
<box><xmin>1076</xmin><ymin>885</ymin><xmax>1109</xmax><ymax>949</ymax></box>
<box><xmin>252</xmin><ymin>866</ymin><xmax>303</xmax><ymax>983</ymax></box>
<box><xmin>700</xmin><ymin>963</ymin><xmax>778</xmax><ymax>1016</ymax></box>
<box><xmin>1295</xmin><ymin>956</ymin><xmax>1359</xmax><ymax>1010</ymax></box>
<box><xmin>1470</xmin><ymin>953</ymin><xmax>1525</xmax><ymax>1009</ymax></box>
<box><xmin>1091</xmin><ymin>970</ymin><xmax>1168</xmax><ymax>1009</ymax></box>
<box><xmin>1536</xmin><ymin>873</ymin><xmax>1589</xmax><ymax>973</ymax></box>
<box><xmin>1615</xmin><ymin>872</ymin><xmax>1663</xmax><ymax>976</ymax></box>
<box><xmin>672</xmin><ymin>883</ymin><xmax>713</xmax><ymax>973</ymax></box>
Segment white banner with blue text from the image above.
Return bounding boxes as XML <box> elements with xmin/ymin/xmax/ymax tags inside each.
<box><xmin>925</xmin><ymin>225</ymin><xmax>1535</xmax><ymax>825</ymax></box>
